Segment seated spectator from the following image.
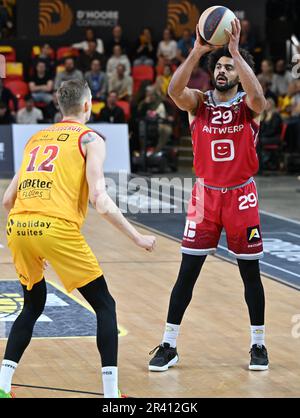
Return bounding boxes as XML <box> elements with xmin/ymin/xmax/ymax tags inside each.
<box><xmin>17</xmin><ymin>95</ymin><xmax>43</xmax><ymax>124</ymax></box>
<box><xmin>290</xmin><ymin>80</ymin><xmax>300</xmax><ymax>117</ymax></box>
<box><xmin>187</xmin><ymin>63</ymin><xmax>211</xmax><ymax>91</ymax></box>
<box><xmin>157</xmin><ymin>28</ymin><xmax>177</xmax><ymax>62</ymax></box>
<box><xmin>0</xmin><ymin>78</ymin><xmax>18</xmax><ymax>115</ymax></box>
<box><xmin>106</xmin><ymin>45</ymin><xmax>131</xmax><ymax>80</ymax></box>
<box><xmin>259</xmin><ymin>79</ymin><xmax>278</xmax><ymax>105</ymax></box>
<box><xmin>106</xmin><ymin>25</ymin><xmax>129</xmax><ymax>57</ymax></box>
<box><xmin>29</xmin><ymin>60</ymin><xmax>54</xmax><ymax>105</ymax></box>
<box><xmin>155</xmin><ymin>64</ymin><xmax>173</xmax><ymax>98</ymax></box>
<box><xmin>177</xmin><ymin>29</ymin><xmax>195</xmax><ymax>63</ymax></box>
<box><xmin>138</xmin><ymin>86</ymin><xmax>173</xmax><ymax>155</ymax></box>
<box><xmin>109</xmin><ymin>64</ymin><xmax>133</xmax><ymax>101</ymax></box>
<box><xmin>133</xmin><ymin>27</ymin><xmax>156</xmax><ymax>67</ymax></box>
<box><xmin>32</xmin><ymin>43</ymin><xmax>56</xmax><ymax>77</ymax></box>
<box><xmin>271</xmin><ymin>59</ymin><xmax>294</xmax><ymax>98</ymax></box>
<box><xmin>78</xmin><ymin>39</ymin><xmax>105</xmax><ymax>73</ymax></box>
<box><xmin>54</xmin><ymin>57</ymin><xmax>83</xmax><ymax>91</ymax></box>
<box><xmin>85</xmin><ymin>59</ymin><xmax>108</xmax><ymax>101</ymax></box>
<box><xmin>258</xmin><ymin>97</ymin><xmax>282</xmax><ymax>170</ymax></box>
<box><xmin>97</xmin><ymin>91</ymin><xmax>126</xmax><ymax>123</ymax></box>
<box><xmin>0</xmin><ymin>101</ymin><xmax>15</xmax><ymax>124</ymax></box>
<box><xmin>239</xmin><ymin>19</ymin><xmax>256</xmax><ymax>53</ymax></box>
<box><xmin>257</xmin><ymin>59</ymin><xmax>274</xmax><ymax>87</ymax></box>
<box><xmin>72</xmin><ymin>27</ymin><xmax>104</xmax><ymax>54</ymax></box>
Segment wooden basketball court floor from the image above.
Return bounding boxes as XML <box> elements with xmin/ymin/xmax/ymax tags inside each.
<box><xmin>0</xmin><ymin>179</ymin><xmax>299</xmax><ymax>398</ymax></box>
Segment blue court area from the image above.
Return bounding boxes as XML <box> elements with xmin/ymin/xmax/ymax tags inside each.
<box><xmin>0</xmin><ymin>280</ymin><xmax>97</xmax><ymax>339</ymax></box>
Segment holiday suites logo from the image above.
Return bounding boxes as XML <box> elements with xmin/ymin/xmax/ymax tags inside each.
<box><xmin>39</xmin><ymin>0</ymin><xmax>73</xmax><ymax>36</ymax></box>
<box><xmin>167</xmin><ymin>0</ymin><xmax>199</xmax><ymax>37</ymax></box>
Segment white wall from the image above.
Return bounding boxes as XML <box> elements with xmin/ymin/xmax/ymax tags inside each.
<box><xmin>12</xmin><ymin>124</ymin><xmax>131</xmax><ymax>173</ymax></box>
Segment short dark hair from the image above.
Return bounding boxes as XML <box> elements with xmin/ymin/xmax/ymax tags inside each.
<box><xmin>57</xmin><ymin>79</ymin><xmax>90</xmax><ymax>116</ymax></box>
<box><xmin>207</xmin><ymin>46</ymin><xmax>255</xmax><ymax>75</ymax></box>
<box><xmin>25</xmin><ymin>94</ymin><xmax>33</xmax><ymax>102</ymax></box>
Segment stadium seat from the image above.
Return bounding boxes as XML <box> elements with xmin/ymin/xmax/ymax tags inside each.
<box><xmin>116</xmin><ymin>100</ymin><xmax>131</xmax><ymax>121</ymax></box>
<box><xmin>4</xmin><ymin>80</ymin><xmax>29</xmax><ymax>99</ymax></box>
<box><xmin>56</xmin><ymin>47</ymin><xmax>80</xmax><ymax>62</ymax></box>
<box><xmin>0</xmin><ymin>46</ymin><xmax>16</xmax><ymax>62</ymax></box>
<box><xmin>5</xmin><ymin>62</ymin><xmax>24</xmax><ymax>80</ymax></box>
<box><xmin>132</xmin><ymin>65</ymin><xmax>154</xmax><ymax>95</ymax></box>
<box><xmin>92</xmin><ymin>101</ymin><xmax>105</xmax><ymax>116</ymax></box>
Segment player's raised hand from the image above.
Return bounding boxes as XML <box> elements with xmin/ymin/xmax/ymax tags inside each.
<box><xmin>135</xmin><ymin>234</ymin><xmax>156</xmax><ymax>252</ymax></box>
<box><xmin>225</xmin><ymin>18</ymin><xmax>241</xmax><ymax>56</ymax></box>
<box><xmin>194</xmin><ymin>24</ymin><xmax>220</xmax><ymax>55</ymax></box>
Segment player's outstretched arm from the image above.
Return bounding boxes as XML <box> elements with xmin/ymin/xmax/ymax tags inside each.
<box><xmin>168</xmin><ymin>25</ymin><xmax>216</xmax><ymax>114</ymax></box>
<box><xmin>225</xmin><ymin>19</ymin><xmax>266</xmax><ymax>115</ymax></box>
<box><xmin>2</xmin><ymin>171</ymin><xmax>19</xmax><ymax>214</ymax></box>
<box><xmin>83</xmin><ymin>132</ymin><xmax>156</xmax><ymax>252</ymax></box>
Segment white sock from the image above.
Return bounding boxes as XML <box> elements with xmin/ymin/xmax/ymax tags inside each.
<box><xmin>102</xmin><ymin>366</ymin><xmax>118</xmax><ymax>398</ymax></box>
<box><xmin>162</xmin><ymin>323</ymin><xmax>180</xmax><ymax>348</ymax></box>
<box><xmin>250</xmin><ymin>325</ymin><xmax>265</xmax><ymax>347</ymax></box>
<box><xmin>0</xmin><ymin>360</ymin><xmax>18</xmax><ymax>394</ymax></box>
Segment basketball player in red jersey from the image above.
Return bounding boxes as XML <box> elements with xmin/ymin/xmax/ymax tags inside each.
<box><xmin>149</xmin><ymin>19</ymin><xmax>269</xmax><ymax>372</ymax></box>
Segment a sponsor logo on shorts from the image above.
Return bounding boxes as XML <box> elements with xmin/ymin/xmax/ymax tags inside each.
<box><xmin>15</xmin><ymin>220</ymin><xmax>52</xmax><ymax>237</ymax></box>
<box><xmin>247</xmin><ymin>225</ymin><xmax>261</xmax><ymax>243</ymax></box>
<box><xmin>6</xmin><ymin>219</ymin><xmax>14</xmax><ymax>236</ymax></box>
<box><xmin>18</xmin><ymin>178</ymin><xmax>53</xmax><ymax>200</ymax></box>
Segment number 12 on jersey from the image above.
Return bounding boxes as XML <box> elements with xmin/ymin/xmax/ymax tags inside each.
<box><xmin>26</xmin><ymin>145</ymin><xmax>59</xmax><ymax>173</ymax></box>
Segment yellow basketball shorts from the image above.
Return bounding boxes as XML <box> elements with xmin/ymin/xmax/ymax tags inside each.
<box><xmin>6</xmin><ymin>213</ymin><xmax>103</xmax><ymax>293</ymax></box>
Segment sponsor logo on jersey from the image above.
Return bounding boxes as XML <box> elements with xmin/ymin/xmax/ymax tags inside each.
<box><xmin>18</xmin><ymin>178</ymin><xmax>53</xmax><ymax>200</ymax></box>
<box><xmin>57</xmin><ymin>134</ymin><xmax>70</xmax><ymax>142</ymax></box>
<box><xmin>247</xmin><ymin>225</ymin><xmax>261</xmax><ymax>243</ymax></box>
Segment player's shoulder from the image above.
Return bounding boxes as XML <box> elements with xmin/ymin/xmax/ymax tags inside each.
<box><xmin>81</xmin><ymin>129</ymin><xmax>106</xmax><ymax>146</ymax></box>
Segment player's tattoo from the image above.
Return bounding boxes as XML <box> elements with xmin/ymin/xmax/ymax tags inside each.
<box><xmin>81</xmin><ymin>132</ymin><xmax>101</xmax><ymax>145</ymax></box>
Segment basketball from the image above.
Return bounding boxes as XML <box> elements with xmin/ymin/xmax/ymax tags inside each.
<box><xmin>198</xmin><ymin>6</ymin><xmax>236</xmax><ymax>46</ymax></box>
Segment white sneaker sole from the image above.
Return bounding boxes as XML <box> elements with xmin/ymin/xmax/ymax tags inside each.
<box><xmin>249</xmin><ymin>364</ymin><xmax>269</xmax><ymax>371</ymax></box>
<box><xmin>148</xmin><ymin>355</ymin><xmax>179</xmax><ymax>372</ymax></box>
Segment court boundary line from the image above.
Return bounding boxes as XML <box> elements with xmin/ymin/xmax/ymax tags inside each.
<box><xmin>130</xmin><ymin>220</ymin><xmax>300</xmax><ymax>292</ymax></box>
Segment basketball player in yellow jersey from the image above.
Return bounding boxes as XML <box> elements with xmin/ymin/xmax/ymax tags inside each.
<box><xmin>0</xmin><ymin>79</ymin><xmax>156</xmax><ymax>399</ymax></box>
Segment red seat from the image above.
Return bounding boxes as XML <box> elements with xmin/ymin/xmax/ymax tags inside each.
<box><xmin>116</xmin><ymin>100</ymin><xmax>131</xmax><ymax>121</ymax></box>
<box><xmin>31</xmin><ymin>45</ymin><xmax>56</xmax><ymax>60</ymax></box>
<box><xmin>132</xmin><ymin>65</ymin><xmax>154</xmax><ymax>95</ymax></box>
<box><xmin>4</xmin><ymin>80</ymin><xmax>29</xmax><ymax>99</ymax></box>
<box><xmin>56</xmin><ymin>47</ymin><xmax>79</xmax><ymax>62</ymax></box>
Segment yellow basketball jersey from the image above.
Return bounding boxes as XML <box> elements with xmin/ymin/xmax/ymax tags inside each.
<box><xmin>10</xmin><ymin>121</ymin><xmax>94</xmax><ymax>228</ymax></box>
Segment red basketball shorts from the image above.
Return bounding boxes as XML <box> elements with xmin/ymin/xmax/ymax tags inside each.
<box><xmin>181</xmin><ymin>178</ymin><xmax>263</xmax><ymax>260</ymax></box>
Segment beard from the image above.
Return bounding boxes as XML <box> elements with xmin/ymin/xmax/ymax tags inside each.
<box><xmin>213</xmin><ymin>76</ymin><xmax>240</xmax><ymax>92</ymax></box>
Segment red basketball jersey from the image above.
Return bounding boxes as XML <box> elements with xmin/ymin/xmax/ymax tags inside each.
<box><xmin>190</xmin><ymin>91</ymin><xmax>260</xmax><ymax>188</ymax></box>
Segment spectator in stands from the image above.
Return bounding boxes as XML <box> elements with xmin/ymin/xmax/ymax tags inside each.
<box><xmin>187</xmin><ymin>63</ymin><xmax>211</xmax><ymax>91</ymax></box>
<box><xmin>85</xmin><ymin>59</ymin><xmax>108</xmax><ymax>101</ymax></box>
<box><xmin>17</xmin><ymin>95</ymin><xmax>43</xmax><ymax>124</ymax></box>
<box><xmin>258</xmin><ymin>97</ymin><xmax>282</xmax><ymax>170</ymax></box>
<box><xmin>271</xmin><ymin>59</ymin><xmax>294</xmax><ymax>97</ymax></box>
<box><xmin>155</xmin><ymin>64</ymin><xmax>173</xmax><ymax>98</ymax></box>
<box><xmin>133</xmin><ymin>27</ymin><xmax>156</xmax><ymax>67</ymax></box>
<box><xmin>290</xmin><ymin>80</ymin><xmax>300</xmax><ymax>117</ymax></box>
<box><xmin>54</xmin><ymin>57</ymin><xmax>83</xmax><ymax>91</ymax></box>
<box><xmin>97</xmin><ymin>91</ymin><xmax>126</xmax><ymax>123</ymax></box>
<box><xmin>29</xmin><ymin>61</ymin><xmax>54</xmax><ymax>105</ymax></box>
<box><xmin>106</xmin><ymin>45</ymin><xmax>131</xmax><ymax>80</ymax></box>
<box><xmin>259</xmin><ymin>79</ymin><xmax>278</xmax><ymax>105</ymax></box>
<box><xmin>72</xmin><ymin>27</ymin><xmax>104</xmax><ymax>54</ymax></box>
<box><xmin>0</xmin><ymin>101</ymin><xmax>15</xmax><ymax>124</ymax></box>
<box><xmin>258</xmin><ymin>59</ymin><xmax>274</xmax><ymax>86</ymax></box>
<box><xmin>32</xmin><ymin>43</ymin><xmax>56</xmax><ymax>77</ymax></box>
<box><xmin>138</xmin><ymin>86</ymin><xmax>173</xmax><ymax>155</ymax></box>
<box><xmin>106</xmin><ymin>25</ymin><xmax>129</xmax><ymax>56</ymax></box>
<box><xmin>109</xmin><ymin>64</ymin><xmax>133</xmax><ymax>102</ymax></box>
<box><xmin>177</xmin><ymin>29</ymin><xmax>195</xmax><ymax>63</ymax></box>
<box><xmin>157</xmin><ymin>28</ymin><xmax>177</xmax><ymax>62</ymax></box>
<box><xmin>77</xmin><ymin>40</ymin><xmax>105</xmax><ymax>73</ymax></box>
<box><xmin>239</xmin><ymin>19</ymin><xmax>256</xmax><ymax>54</ymax></box>
<box><xmin>0</xmin><ymin>78</ymin><xmax>18</xmax><ymax>115</ymax></box>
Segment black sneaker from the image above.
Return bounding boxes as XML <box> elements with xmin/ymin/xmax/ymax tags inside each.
<box><xmin>249</xmin><ymin>344</ymin><xmax>269</xmax><ymax>371</ymax></box>
<box><xmin>148</xmin><ymin>343</ymin><xmax>179</xmax><ymax>372</ymax></box>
